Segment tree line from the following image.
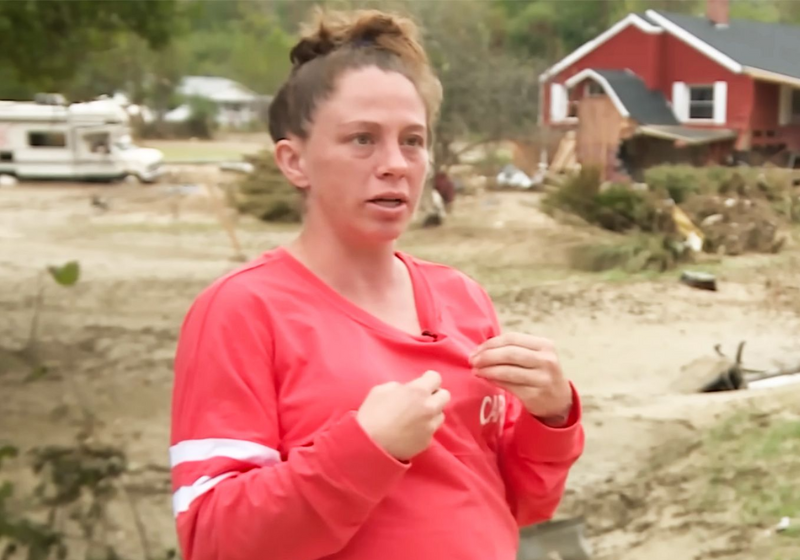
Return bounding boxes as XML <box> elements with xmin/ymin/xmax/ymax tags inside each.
<box><xmin>2</xmin><ymin>0</ymin><xmax>799</xmax><ymax>163</ymax></box>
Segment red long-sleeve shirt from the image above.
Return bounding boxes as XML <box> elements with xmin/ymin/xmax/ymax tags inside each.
<box><xmin>170</xmin><ymin>247</ymin><xmax>584</xmax><ymax>560</ymax></box>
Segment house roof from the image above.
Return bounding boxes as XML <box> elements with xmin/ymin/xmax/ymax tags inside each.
<box><xmin>649</xmin><ymin>11</ymin><xmax>800</xmax><ymax>81</ymax></box>
<box><xmin>594</xmin><ymin>69</ymin><xmax>679</xmax><ymax>125</ymax></box>
<box><xmin>177</xmin><ymin>76</ymin><xmax>266</xmax><ymax>104</ymax></box>
<box><xmin>540</xmin><ymin>10</ymin><xmax>800</xmax><ymax>86</ymax></box>
<box><xmin>565</xmin><ymin>69</ymin><xmax>678</xmax><ymax>125</ymax></box>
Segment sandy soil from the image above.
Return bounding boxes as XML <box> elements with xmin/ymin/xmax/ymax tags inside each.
<box><xmin>0</xmin><ymin>170</ymin><xmax>798</xmax><ymax>559</ymax></box>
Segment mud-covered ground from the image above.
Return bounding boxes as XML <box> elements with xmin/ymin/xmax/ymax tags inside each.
<box><xmin>1</xmin><ymin>168</ymin><xmax>798</xmax><ymax>559</ymax></box>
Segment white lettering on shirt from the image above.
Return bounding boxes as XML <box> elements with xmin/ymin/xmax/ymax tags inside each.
<box><xmin>479</xmin><ymin>394</ymin><xmax>506</xmax><ymax>427</ymax></box>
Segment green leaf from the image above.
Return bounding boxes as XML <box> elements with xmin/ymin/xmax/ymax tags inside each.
<box><xmin>24</xmin><ymin>365</ymin><xmax>50</xmax><ymax>383</ymax></box>
<box><xmin>0</xmin><ymin>444</ymin><xmax>18</xmax><ymax>469</ymax></box>
<box><xmin>47</xmin><ymin>261</ymin><xmax>80</xmax><ymax>287</ymax></box>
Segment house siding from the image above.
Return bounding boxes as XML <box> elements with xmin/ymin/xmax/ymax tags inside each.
<box><xmin>750</xmin><ymin>81</ymin><xmax>800</xmax><ymax>151</ymax></box>
<box><xmin>660</xmin><ymin>34</ymin><xmax>750</xmax><ymax>130</ymax></box>
<box><xmin>751</xmin><ymin>81</ymin><xmax>779</xmax><ymax>129</ymax></box>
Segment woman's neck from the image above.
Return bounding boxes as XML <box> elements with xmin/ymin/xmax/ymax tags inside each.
<box><xmin>288</xmin><ymin>226</ymin><xmax>402</xmax><ymax>301</ymax></box>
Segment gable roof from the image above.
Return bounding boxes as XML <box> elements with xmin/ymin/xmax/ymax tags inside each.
<box><xmin>596</xmin><ymin>70</ymin><xmax>679</xmax><ymax>125</ymax></box>
<box><xmin>541</xmin><ymin>9</ymin><xmax>800</xmax><ymax>86</ymax></box>
<box><xmin>177</xmin><ymin>76</ymin><xmax>265</xmax><ymax>104</ymax></box>
<box><xmin>565</xmin><ymin>69</ymin><xmax>678</xmax><ymax>125</ymax></box>
<box><xmin>539</xmin><ymin>14</ymin><xmax>662</xmax><ymax>82</ymax></box>
<box><xmin>648</xmin><ymin>11</ymin><xmax>800</xmax><ymax>81</ymax></box>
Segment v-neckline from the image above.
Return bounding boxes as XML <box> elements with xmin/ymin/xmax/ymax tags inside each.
<box><xmin>274</xmin><ymin>246</ymin><xmax>445</xmax><ymax>343</ymax></box>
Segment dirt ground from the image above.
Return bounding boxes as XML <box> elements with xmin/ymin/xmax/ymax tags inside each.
<box><xmin>1</xmin><ymin>166</ymin><xmax>799</xmax><ymax>559</ymax></box>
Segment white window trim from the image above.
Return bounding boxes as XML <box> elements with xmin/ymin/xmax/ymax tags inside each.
<box><xmin>673</xmin><ymin>82</ymin><xmax>726</xmax><ymax>124</ymax></box>
<box><xmin>782</xmin><ymin>86</ymin><xmax>800</xmax><ymax>125</ymax></box>
<box><xmin>565</xmin><ymin>69</ymin><xmax>630</xmax><ymax>118</ymax></box>
<box><xmin>792</xmin><ymin>89</ymin><xmax>800</xmax><ymax>124</ymax></box>
<box><xmin>550</xmin><ymin>82</ymin><xmax>569</xmax><ymax>123</ymax></box>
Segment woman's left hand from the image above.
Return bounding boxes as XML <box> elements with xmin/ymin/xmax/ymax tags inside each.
<box><xmin>470</xmin><ymin>333</ymin><xmax>573</xmax><ymax>426</ymax></box>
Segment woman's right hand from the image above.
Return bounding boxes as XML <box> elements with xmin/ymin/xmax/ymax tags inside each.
<box><xmin>356</xmin><ymin>370</ymin><xmax>450</xmax><ymax>462</ymax></box>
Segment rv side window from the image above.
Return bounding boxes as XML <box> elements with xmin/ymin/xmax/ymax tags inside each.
<box><xmin>84</xmin><ymin>132</ymin><xmax>111</xmax><ymax>154</ymax></box>
<box><xmin>29</xmin><ymin>131</ymin><xmax>67</xmax><ymax>148</ymax></box>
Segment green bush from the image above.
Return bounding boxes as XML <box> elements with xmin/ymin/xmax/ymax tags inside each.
<box><xmin>543</xmin><ymin>166</ymin><xmax>662</xmax><ymax>233</ymax></box>
<box><xmin>233</xmin><ymin>151</ymin><xmax>302</xmax><ymax>223</ymax></box>
<box><xmin>644</xmin><ymin>165</ymin><xmax>794</xmax><ymax>203</ymax></box>
<box><xmin>643</xmin><ymin>165</ymin><xmax>702</xmax><ymax>203</ymax></box>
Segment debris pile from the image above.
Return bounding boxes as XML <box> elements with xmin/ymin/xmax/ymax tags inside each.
<box><xmin>681</xmin><ymin>194</ymin><xmax>786</xmax><ymax>255</ymax></box>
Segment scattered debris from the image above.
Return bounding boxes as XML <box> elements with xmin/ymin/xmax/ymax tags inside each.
<box><xmin>670</xmin><ymin>205</ymin><xmax>704</xmax><ymax>252</ymax></box>
<box><xmin>496</xmin><ymin>164</ymin><xmax>539</xmax><ymax>190</ymax></box>
<box><xmin>549</xmin><ymin>131</ymin><xmax>579</xmax><ymax>175</ymax></box>
<box><xmin>219</xmin><ymin>161</ymin><xmax>255</xmax><ymax>174</ymax></box>
<box><xmin>775</xmin><ymin>517</ymin><xmax>792</xmax><ymax>533</ymax></box>
<box><xmin>677</xmin><ymin>341</ymin><xmax>800</xmax><ymax>393</ymax></box>
<box><xmin>90</xmin><ymin>194</ymin><xmax>110</xmax><ymax>212</ymax></box>
<box><xmin>680</xmin><ymin>271</ymin><xmax>717</xmax><ymax>292</ymax></box>
<box><xmin>163</xmin><ymin>184</ymin><xmax>204</xmax><ymax>196</ymax></box>
<box><xmin>518</xmin><ymin>517</ymin><xmax>592</xmax><ymax>560</ymax></box>
<box><xmin>681</xmin><ymin>194</ymin><xmax>786</xmax><ymax>256</ymax></box>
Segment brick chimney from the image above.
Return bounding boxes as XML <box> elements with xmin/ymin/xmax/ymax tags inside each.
<box><xmin>707</xmin><ymin>0</ymin><xmax>729</xmax><ymax>27</ymax></box>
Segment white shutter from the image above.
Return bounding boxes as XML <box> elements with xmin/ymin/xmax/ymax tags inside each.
<box><xmin>779</xmin><ymin>85</ymin><xmax>792</xmax><ymax>126</ymax></box>
<box><xmin>713</xmin><ymin>81</ymin><xmax>728</xmax><ymax>124</ymax></box>
<box><xmin>672</xmin><ymin>82</ymin><xmax>689</xmax><ymax>122</ymax></box>
<box><xmin>550</xmin><ymin>83</ymin><xmax>567</xmax><ymax>122</ymax></box>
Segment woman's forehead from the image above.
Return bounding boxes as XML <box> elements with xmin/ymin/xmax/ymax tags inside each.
<box><xmin>322</xmin><ymin>67</ymin><xmax>427</xmax><ymax>121</ymax></box>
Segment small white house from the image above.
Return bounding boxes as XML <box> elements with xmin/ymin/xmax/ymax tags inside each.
<box><xmin>167</xmin><ymin>76</ymin><xmax>270</xmax><ymax>129</ymax></box>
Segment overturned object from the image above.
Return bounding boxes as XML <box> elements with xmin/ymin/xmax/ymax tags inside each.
<box><xmin>518</xmin><ymin>517</ymin><xmax>592</xmax><ymax>560</ymax></box>
<box><xmin>680</xmin><ymin>271</ymin><xmax>717</xmax><ymax>292</ymax></box>
<box><xmin>678</xmin><ymin>341</ymin><xmax>800</xmax><ymax>393</ymax></box>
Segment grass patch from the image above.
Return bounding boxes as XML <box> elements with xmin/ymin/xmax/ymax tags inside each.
<box><xmin>568</xmin><ymin>234</ymin><xmax>690</xmax><ymax>273</ymax></box>
<box><xmin>698</xmin><ymin>411</ymin><xmax>800</xmax><ymax>533</ymax></box>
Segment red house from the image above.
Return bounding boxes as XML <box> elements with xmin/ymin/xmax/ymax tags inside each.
<box><xmin>539</xmin><ymin>0</ymin><xmax>800</xmax><ymax>178</ymax></box>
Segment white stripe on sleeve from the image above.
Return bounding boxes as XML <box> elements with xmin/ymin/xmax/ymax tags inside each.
<box><xmin>173</xmin><ymin>473</ymin><xmax>237</xmax><ymax>516</ymax></box>
<box><xmin>169</xmin><ymin>438</ymin><xmax>281</xmax><ymax>467</ymax></box>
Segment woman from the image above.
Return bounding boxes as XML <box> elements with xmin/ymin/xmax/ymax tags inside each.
<box><xmin>170</xmin><ymin>9</ymin><xmax>584</xmax><ymax>560</ymax></box>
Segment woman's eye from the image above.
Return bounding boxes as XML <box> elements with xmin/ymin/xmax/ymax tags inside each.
<box><xmin>352</xmin><ymin>133</ymin><xmax>373</xmax><ymax>145</ymax></box>
<box><xmin>404</xmin><ymin>135</ymin><xmax>424</xmax><ymax>147</ymax></box>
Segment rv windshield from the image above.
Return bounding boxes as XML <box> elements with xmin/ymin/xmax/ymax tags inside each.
<box><xmin>114</xmin><ymin>135</ymin><xmax>135</xmax><ymax>151</ymax></box>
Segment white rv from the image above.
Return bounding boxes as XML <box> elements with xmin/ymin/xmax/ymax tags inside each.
<box><xmin>0</xmin><ymin>97</ymin><xmax>163</xmax><ymax>183</ymax></box>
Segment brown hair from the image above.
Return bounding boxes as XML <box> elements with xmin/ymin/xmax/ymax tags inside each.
<box><xmin>268</xmin><ymin>8</ymin><xmax>442</xmax><ymax>143</ymax></box>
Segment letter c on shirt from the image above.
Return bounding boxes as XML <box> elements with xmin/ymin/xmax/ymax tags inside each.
<box><xmin>480</xmin><ymin>394</ymin><xmax>506</xmax><ymax>426</ymax></box>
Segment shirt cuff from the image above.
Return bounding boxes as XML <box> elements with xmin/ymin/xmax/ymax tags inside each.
<box><xmin>315</xmin><ymin>411</ymin><xmax>410</xmax><ymax>500</ymax></box>
<box><xmin>511</xmin><ymin>382</ymin><xmax>584</xmax><ymax>462</ymax></box>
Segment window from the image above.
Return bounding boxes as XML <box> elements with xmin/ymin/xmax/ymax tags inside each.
<box><xmin>83</xmin><ymin>132</ymin><xmax>110</xmax><ymax>154</ymax></box>
<box><xmin>793</xmin><ymin>89</ymin><xmax>800</xmax><ymax>122</ymax></box>
<box><xmin>586</xmin><ymin>82</ymin><xmax>605</xmax><ymax>97</ymax></box>
<box><xmin>29</xmin><ymin>131</ymin><xmax>67</xmax><ymax>148</ymax></box>
<box><xmin>688</xmin><ymin>86</ymin><xmax>714</xmax><ymax>120</ymax></box>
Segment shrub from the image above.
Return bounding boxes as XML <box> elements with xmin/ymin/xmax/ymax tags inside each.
<box><xmin>232</xmin><ymin>151</ymin><xmax>302</xmax><ymax>223</ymax></box>
<box><xmin>643</xmin><ymin>165</ymin><xmax>702</xmax><ymax>203</ymax></box>
<box><xmin>543</xmin><ymin>166</ymin><xmax>663</xmax><ymax>233</ymax></box>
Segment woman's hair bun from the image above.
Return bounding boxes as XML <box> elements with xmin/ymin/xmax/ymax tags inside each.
<box><xmin>290</xmin><ymin>8</ymin><xmax>428</xmax><ymax>70</ymax></box>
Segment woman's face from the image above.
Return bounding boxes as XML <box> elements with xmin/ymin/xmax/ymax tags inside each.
<box><xmin>277</xmin><ymin>66</ymin><xmax>430</xmax><ymax>247</ymax></box>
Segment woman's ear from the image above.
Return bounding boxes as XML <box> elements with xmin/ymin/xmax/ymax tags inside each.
<box><xmin>274</xmin><ymin>138</ymin><xmax>310</xmax><ymax>189</ymax></box>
